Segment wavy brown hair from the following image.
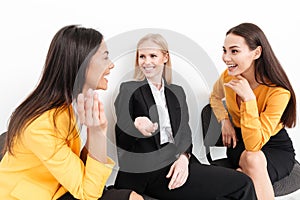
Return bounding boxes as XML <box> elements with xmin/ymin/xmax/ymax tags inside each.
<box><xmin>227</xmin><ymin>23</ymin><xmax>296</xmax><ymax>128</ymax></box>
<box><xmin>4</xmin><ymin>25</ymin><xmax>103</xmax><ymax>155</ymax></box>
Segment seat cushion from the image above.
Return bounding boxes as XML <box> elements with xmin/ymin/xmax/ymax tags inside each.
<box><xmin>210</xmin><ymin>159</ymin><xmax>300</xmax><ymax>197</ymax></box>
<box><xmin>273</xmin><ymin>161</ymin><xmax>300</xmax><ymax>196</ymax></box>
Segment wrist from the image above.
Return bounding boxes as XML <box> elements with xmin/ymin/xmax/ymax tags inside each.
<box><xmin>181</xmin><ymin>152</ymin><xmax>191</xmax><ymax>160</ymax></box>
<box><xmin>242</xmin><ymin>94</ymin><xmax>256</xmax><ymax>102</ymax></box>
<box><xmin>221</xmin><ymin>118</ymin><xmax>229</xmax><ymax>126</ymax></box>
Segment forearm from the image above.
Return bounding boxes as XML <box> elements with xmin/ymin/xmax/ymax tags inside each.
<box><xmin>240</xmin><ymin>98</ymin><xmax>287</xmax><ymax>151</ymax></box>
<box><xmin>86</xmin><ymin>128</ymin><xmax>107</xmax><ymax>164</ymax></box>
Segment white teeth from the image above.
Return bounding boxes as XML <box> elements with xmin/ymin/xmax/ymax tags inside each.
<box><xmin>144</xmin><ymin>67</ymin><xmax>154</xmax><ymax>71</ymax></box>
<box><xmin>228</xmin><ymin>64</ymin><xmax>236</xmax><ymax>68</ymax></box>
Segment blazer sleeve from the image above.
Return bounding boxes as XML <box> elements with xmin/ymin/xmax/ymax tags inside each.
<box><xmin>23</xmin><ymin>110</ymin><xmax>114</xmax><ymax>200</ymax></box>
<box><xmin>167</xmin><ymin>85</ymin><xmax>193</xmax><ymax>156</ymax></box>
<box><xmin>176</xmin><ymin>86</ymin><xmax>193</xmax><ymax>155</ymax></box>
<box><xmin>114</xmin><ymin>82</ymin><xmax>145</xmax><ymax>151</ymax></box>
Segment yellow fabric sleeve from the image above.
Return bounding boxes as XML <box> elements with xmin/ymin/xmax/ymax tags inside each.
<box><xmin>23</xmin><ymin>109</ymin><xmax>115</xmax><ymax>200</ymax></box>
<box><xmin>210</xmin><ymin>71</ymin><xmax>229</xmax><ymax>122</ymax></box>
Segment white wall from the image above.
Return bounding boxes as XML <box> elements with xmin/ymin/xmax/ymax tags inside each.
<box><xmin>1</xmin><ymin>0</ymin><xmax>299</xmax><ymax>178</ymax></box>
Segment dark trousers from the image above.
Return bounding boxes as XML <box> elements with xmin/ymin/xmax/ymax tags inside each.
<box><xmin>57</xmin><ymin>187</ymin><xmax>132</xmax><ymax>200</ymax></box>
<box><xmin>115</xmin><ymin>155</ymin><xmax>257</xmax><ymax>200</ymax></box>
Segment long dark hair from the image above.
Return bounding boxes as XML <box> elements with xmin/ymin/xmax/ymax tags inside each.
<box><xmin>227</xmin><ymin>22</ymin><xmax>296</xmax><ymax>128</ymax></box>
<box><xmin>4</xmin><ymin>25</ymin><xmax>103</xmax><ymax>155</ymax></box>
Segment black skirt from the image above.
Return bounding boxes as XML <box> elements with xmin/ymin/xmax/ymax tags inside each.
<box><xmin>227</xmin><ymin>128</ymin><xmax>295</xmax><ymax>183</ymax></box>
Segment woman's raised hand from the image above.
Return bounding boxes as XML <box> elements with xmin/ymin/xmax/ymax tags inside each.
<box><xmin>77</xmin><ymin>88</ymin><xmax>108</xmax><ymax>133</ymax></box>
<box><xmin>134</xmin><ymin>116</ymin><xmax>158</xmax><ymax>137</ymax></box>
<box><xmin>77</xmin><ymin>88</ymin><xmax>108</xmax><ymax>163</ymax></box>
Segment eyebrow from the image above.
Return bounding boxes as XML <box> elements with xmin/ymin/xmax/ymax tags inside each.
<box><xmin>223</xmin><ymin>45</ymin><xmax>240</xmax><ymax>49</ymax></box>
<box><xmin>103</xmin><ymin>50</ymin><xmax>109</xmax><ymax>55</ymax></box>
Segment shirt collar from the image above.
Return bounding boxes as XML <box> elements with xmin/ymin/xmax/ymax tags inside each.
<box><xmin>147</xmin><ymin>78</ymin><xmax>165</xmax><ymax>93</ymax></box>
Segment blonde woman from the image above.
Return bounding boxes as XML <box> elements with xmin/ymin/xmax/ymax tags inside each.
<box><xmin>114</xmin><ymin>33</ymin><xmax>257</xmax><ymax>200</ymax></box>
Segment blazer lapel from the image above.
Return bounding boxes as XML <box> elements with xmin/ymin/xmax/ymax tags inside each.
<box><xmin>165</xmin><ymin>86</ymin><xmax>180</xmax><ymax>137</ymax></box>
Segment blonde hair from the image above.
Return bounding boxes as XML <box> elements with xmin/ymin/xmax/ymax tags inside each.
<box><xmin>134</xmin><ymin>33</ymin><xmax>172</xmax><ymax>84</ymax></box>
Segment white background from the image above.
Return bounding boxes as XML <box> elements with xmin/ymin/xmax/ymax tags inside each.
<box><xmin>0</xmin><ymin>0</ymin><xmax>299</xmax><ymax>199</ymax></box>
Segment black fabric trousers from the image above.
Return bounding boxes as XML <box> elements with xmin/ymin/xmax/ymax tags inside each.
<box><xmin>57</xmin><ymin>187</ymin><xmax>132</xmax><ymax>200</ymax></box>
<box><xmin>114</xmin><ymin>155</ymin><xmax>257</xmax><ymax>200</ymax></box>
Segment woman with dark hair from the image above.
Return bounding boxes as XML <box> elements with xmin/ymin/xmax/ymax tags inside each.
<box><xmin>210</xmin><ymin>22</ymin><xmax>296</xmax><ymax>199</ymax></box>
<box><xmin>0</xmin><ymin>25</ymin><xmax>143</xmax><ymax>200</ymax></box>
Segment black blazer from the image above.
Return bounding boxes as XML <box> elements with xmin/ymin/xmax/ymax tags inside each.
<box><xmin>114</xmin><ymin>80</ymin><xmax>192</xmax><ymax>172</ymax></box>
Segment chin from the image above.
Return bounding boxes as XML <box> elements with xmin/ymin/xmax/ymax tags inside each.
<box><xmin>228</xmin><ymin>72</ymin><xmax>236</xmax><ymax>76</ymax></box>
<box><xmin>227</xmin><ymin>70</ymin><xmax>240</xmax><ymax>77</ymax></box>
<box><xmin>97</xmin><ymin>84</ymin><xmax>107</xmax><ymax>90</ymax></box>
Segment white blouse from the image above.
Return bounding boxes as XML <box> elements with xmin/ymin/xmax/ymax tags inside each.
<box><xmin>148</xmin><ymin>80</ymin><xmax>175</xmax><ymax>145</ymax></box>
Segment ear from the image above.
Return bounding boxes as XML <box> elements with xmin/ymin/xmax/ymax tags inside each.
<box><xmin>253</xmin><ymin>46</ymin><xmax>262</xmax><ymax>60</ymax></box>
<box><xmin>163</xmin><ymin>52</ymin><xmax>169</xmax><ymax>64</ymax></box>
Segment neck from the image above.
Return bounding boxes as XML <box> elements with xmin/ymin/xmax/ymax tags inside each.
<box><xmin>241</xmin><ymin>65</ymin><xmax>260</xmax><ymax>89</ymax></box>
<box><xmin>148</xmin><ymin>75</ymin><xmax>163</xmax><ymax>90</ymax></box>
<box><xmin>149</xmin><ymin>78</ymin><xmax>162</xmax><ymax>90</ymax></box>
<box><xmin>153</xmin><ymin>82</ymin><xmax>162</xmax><ymax>90</ymax></box>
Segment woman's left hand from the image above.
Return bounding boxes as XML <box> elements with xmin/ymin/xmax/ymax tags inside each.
<box><xmin>224</xmin><ymin>75</ymin><xmax>256</xmax><ymax>102</ymax></box>
<box><xmin>77</xmin><ymin>89</ymin><xmax>107</xmax><ymax>132</ymax></box>
<box><xmin>166</xmin><ymin>154</ymin><xmax>189</xmax><ymax>190</ymax></box>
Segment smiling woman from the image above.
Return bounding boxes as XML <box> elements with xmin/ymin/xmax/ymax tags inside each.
<box><xmin>0</xmin><ymin>25</ymin><xmax>142</xmax><ymax>200</ymax></box>
<box><xmin>84</xmin><ymin>43</ymin><xmax>114</xmax><ymax>91</ymax></box>
<box><xmin>210</xmin><ymin>22</ymin><xmax>297</xmax><ymax>200</ymax></box>
<box><xmin>113</xmin><ymin>33</ymin><xmax>258</xmax><ymax>200</ymax></box>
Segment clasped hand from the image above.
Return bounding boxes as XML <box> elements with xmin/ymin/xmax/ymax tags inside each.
<box><xmin>77</xmin><ymin>88</ymin><xmax>107</xmax><ymax>133</ymax></box>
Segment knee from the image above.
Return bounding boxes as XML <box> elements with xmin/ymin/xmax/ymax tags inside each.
<box><xmin>239</xmin><ymin>150</ymin><xmax>267</xmax><ymax>171</ymax></box>
<box><xmin>129</xmin><ymin>191</ymin><xmax>144</xmax><ymax>200</ymax></box>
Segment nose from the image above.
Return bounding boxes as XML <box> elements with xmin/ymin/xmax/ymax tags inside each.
<box><xmin>145</xmin><ymin>56</ymin><xmax>151</xmax><ymax>65</ymax></box>
<box><xmin>108</xmin><ymin>60</ymin><xmax>115</xmax><ymax>69</ymax></box>
<box><xmin>222</xmin><ymin>52</ymin><xmax>231</xmax><ymax>63</ymax></box>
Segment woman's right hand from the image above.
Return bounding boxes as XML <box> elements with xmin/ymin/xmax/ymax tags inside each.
<box><xmin>221</xmin><ymin>118</ymin><xmax>237</xmax><ymax>148</ymax></box>
<box><xmin>77</xmin><ymin>89</ymin><xmax>108</xmax><ymax>163</ymax></box>
<box><xmin>134</xmin><ymin>117</ymin><xmax>158</xmax><ymax>137</ymax></box>
<box><xmin>77</xmin><ymin>88</ymin><xmax>107</xmax><ymax>134</ymax></box>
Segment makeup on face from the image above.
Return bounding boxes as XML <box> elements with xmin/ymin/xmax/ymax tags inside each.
<box><xmin>138</xmin><ymin>40</ymin><xmax>168</xmax><ymax>85</ymax></box>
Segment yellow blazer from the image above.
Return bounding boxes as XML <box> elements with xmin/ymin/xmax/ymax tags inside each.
<box><xmin>0</xmin><ymin>107</ymin><xmax>114</xmax><ymax>200</ymax></box>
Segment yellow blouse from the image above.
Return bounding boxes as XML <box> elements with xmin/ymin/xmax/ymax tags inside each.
<box><xmin>0</xmin><ymin>107</ymin><xmax>114</xmax><ymax>200</ymax></box>
<box><xmin>210</xmin><ymin>70</ymin><xmax>290</xmax><ymax>151</ymax></box>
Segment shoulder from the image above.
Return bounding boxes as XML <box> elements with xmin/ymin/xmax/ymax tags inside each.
<box><xmin>266</xmin><ymin>85</ymin><xmax>290</xmax><ymax>97</ymax></box>
<box><xmin>165</xmin><ymin>84</ymin><xmax>187</xmax><ymax>100</ymax></box>
<box><xmin>166</xmin><ymin>83</ymin><xmax>184</xmax><ymax>93</ymax></box>
<box><xmin>119</xmin><ymin>80</ymin><xmax>146</xmax><ymax>90</ymax></box>
<box><xmin>221</xmin><ymin>69</ymin><xmax>233</xmax><ymax>83</ymax></box>
<box><xmin>24</xmin><ymin>106</ymin><xmax>76</xmax><ymax>138</ymax></box>
<box><xmin>213</xmin><ymin>69</ymin><xmax>232</xmax><ymax>85</ymax></box>
<box><xmin>21</xmin><ymin>106</ymin><xmax>78</xmax><ymax>159</ymax></box>
<box><xmin>257</xmin><ymin>85</ymin><xmax>291</xmax><ymax>104</ymax></box>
